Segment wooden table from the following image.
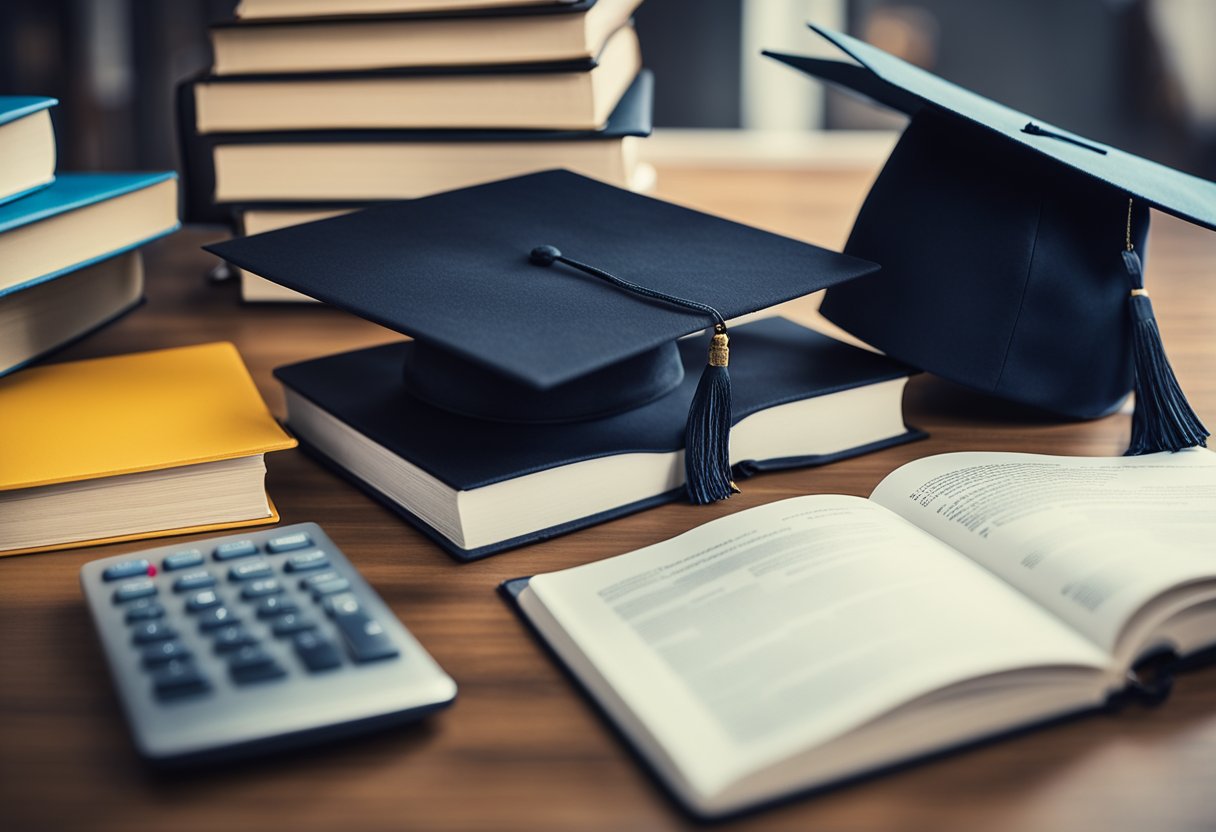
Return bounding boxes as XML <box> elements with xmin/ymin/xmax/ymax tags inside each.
<box><xmin>2</xmin><ymin>165</ymin><xmax>1215</xmax><ymax>832</ymax></box>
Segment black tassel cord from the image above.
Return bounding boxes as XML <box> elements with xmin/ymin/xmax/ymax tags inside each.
<box><xmin>684</xmin><ymin>325</ymin><xmax>737</xmax><ymax>504</ymax></box>
<box><xmin>529</xmin><ymin>245</ymin><xmax>739</xmax><ymax>503</ymax></box>
<box><xmin>1121</xmin><ymin>201</ymin><xmax>1208</xmax><ymax>454</ymax></box>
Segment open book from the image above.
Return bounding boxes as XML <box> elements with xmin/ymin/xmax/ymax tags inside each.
<box><xmin>502</xmin><ymin>449</ymin><xmax>1216</xmax><ymax>817</ymax></box>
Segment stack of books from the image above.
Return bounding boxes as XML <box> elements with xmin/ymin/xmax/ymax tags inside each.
<box><xmin>178</xmin><ymin>0</ymin><xmax>652</xmax><ymax>302</ymax></box>
<box><xmin>0</xmin><ymin>96</ymin><xmax>180</xmax><ymax>376</ymax></box>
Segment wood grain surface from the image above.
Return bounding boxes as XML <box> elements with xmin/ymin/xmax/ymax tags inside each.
<box><xmin>2</xmin><ymin>165</ymin><xmax>1215</xmax><ymax>832</ymax></box>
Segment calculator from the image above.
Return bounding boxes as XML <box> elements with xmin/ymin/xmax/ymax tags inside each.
<box><xmin>79</xmin><ymin>522</ymin><xmax>457</xmax><ymax>764</ymax></box>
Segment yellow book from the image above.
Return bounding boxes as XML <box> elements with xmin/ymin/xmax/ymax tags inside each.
<box><xmin>0</xmin><ymin>342</ymin><xmax>297</xmax><ymax>555</ymax></box>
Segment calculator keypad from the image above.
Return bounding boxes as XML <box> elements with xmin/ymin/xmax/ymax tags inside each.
<box><xmin>80</xmin><ymin>523</ymin><xmax>457</xmax><ymax>762</ymax></box>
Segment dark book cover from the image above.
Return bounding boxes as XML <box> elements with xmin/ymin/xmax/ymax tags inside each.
<box><xmin>275</xmin><ymin>316</ymin><xmax>925</xmax><ymax>560</ymax></box>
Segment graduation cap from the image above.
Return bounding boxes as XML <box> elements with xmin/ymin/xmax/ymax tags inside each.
<box><xmin>766</xmin><ymin>25</ymin><xmax>1213</xmax><ymax>455</ymax></box>
<box><xmin>204</xmin><ymin>169</ymin><xmax>882</xmax><ymax>504</ymax></box>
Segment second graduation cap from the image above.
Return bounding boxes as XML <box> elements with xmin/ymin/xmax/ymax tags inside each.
<box><xmin>207</xmin><ymin>170</ymin><xmax>922</xmax><ymax>559</ymax></box>
<box><xmin>767</xmin><ymin>26</ymin><xmax>1213</xmax><ymax>454</ymax></box>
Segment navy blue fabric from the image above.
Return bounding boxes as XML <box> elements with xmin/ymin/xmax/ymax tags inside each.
<box><xmin>769</xmin><ymin>26</ymin><xmax>1216</xmax><ymax>231</ymax></box>
<box><xmin>402</xmin><ymin>339</ymin><xmax>685</xmax><ymax>423</ymax></box>
<box><xmin>764</xmin><ymin>25</ymin><xmax>1213</xmax><ymax>419</ymax></box>
<box><xmin>274</xmin><ymin>316</ymin><xmax>916</xmax><ymax>491</ymax></box>
<box><xmin>824</xmin><ymin>111</ymin><xmax>1142</xmax><ymax>418</ymax></box>
<box><xmin>211</xmin><ymin>170</ymin><xmax>878</xmax><ymax>395</ymax></box>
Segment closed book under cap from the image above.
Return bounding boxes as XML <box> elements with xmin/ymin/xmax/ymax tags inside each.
<box><xmin>207</xmin><ymin>171</ymin><xmax>923</xmax><ymax>558</ymax></box>
<box><xmin>767</xmin><ymin>25</ymin><xmax>1215</xmax><ymax>454</ymax></box>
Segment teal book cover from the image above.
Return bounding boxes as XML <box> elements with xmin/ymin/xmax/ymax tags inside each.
<box><xmin>0</xmin><ymin>96</ymin><xmax>58</xmax><ymax>206</ymax></box>
<box><xmin>0</xmin><ymin>171</ymin><xmax>180</xmax><ymax>299</ymax></box>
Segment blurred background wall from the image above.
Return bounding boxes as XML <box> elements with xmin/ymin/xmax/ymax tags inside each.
<box><xmin>1</xmin><ymin>0</ymin><xmax>1212</xmax><ymax>179</ymax></box>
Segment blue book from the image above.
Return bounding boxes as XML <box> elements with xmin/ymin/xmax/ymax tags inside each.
<box><xmin>0</xmin><ymin>172</ymin><xmax>180</xmax><ymax>376</ymax></box>
<box><xmin>0</xmin><ymin>171</ymin><xmax>179</xmax><ymax>299</ymax></box>
<box><xmin>0</xmin><ymin>96</ymin><xmax>57</xmax><ymax>206</ymax></box>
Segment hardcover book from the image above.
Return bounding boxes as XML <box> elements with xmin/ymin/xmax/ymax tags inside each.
<box><xmin>178</xmin><ymin>70</ymin><xmax>652</xmax><ymax>222</ymax></box>
<box><xmin>0</xmin><ymin>171</ymin><xmax>179</xmax><ymax>299</ymax></box>
<box><xmin>0</xmin><ymin>96</ymin><xmax>57</xmax><ymax>206</ymax></box>
<box><xmin>192</xmin><ymin>25</ymin><xmax>641</xmax><ymax>133</ymax></box>
<box><xmin>0</xmin><ymin>343</ymin><xmax>297</xmax><ymax>556</ymax></box>
<box><xmin>275</xmin><ymin>316</ymin><xmax>922</xmax><ymax>560</ymax></box>
<box><xmin>234</xmin><ymin>0</ymin><xmax>583</xmax><ymax>20</ymax></box>
<box><xmin>0</xmin><ymin>250</ymin><xmax>144</xmax><ymax>377</ymax></box>
<box><xmin>209</xmin><ymin>0</ymin><xmax>641</xmax><ymax>75</ymax></box>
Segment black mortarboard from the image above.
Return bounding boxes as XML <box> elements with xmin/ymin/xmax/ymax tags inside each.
<box><xmin>766</xmin><ymin>25</ymin><xmax>1213</xmax><ymax>454</ymax></box>
<box><xmin>204</xmin><ymin>169</ymin><xmax>881</xmax><ymax>503</ymax></box>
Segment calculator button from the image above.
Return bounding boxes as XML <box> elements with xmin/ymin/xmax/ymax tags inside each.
<box><xmin>185</xmin><ymin>589</ymin><xmax>221</xmax><ymax>612</ymax></box>
<box><xmin>228</xmin><ymin>646</ymin><xmax>287</xmax><ymax>684</ymax></box>
<box><xmin>212</xmin><ymin>625</ymin><xmax>258</xmax><ymax>653</ymax></box>
<box><xmin>266</xmin><ymin>532</ymin><xmax>312</xmax><ymax>553</ymax></box>
<box><xmin>333</xmin><ymin>610</ymin><xmax>398</xmax><ymax>663</ymax></box>
<box><xmin>228</xmin><ymin>560</ymin><xmax>273</xmax><ymax>582</ymax></box>
<box><xmin>293</xmin><ymin>632</ymin><xmax>342</xmax><ymax>672</ymax></box>
<box><xmin>162</xmin><ymin>549</ymin><xmax>204</xmax><ymax>571</ymax></box>
<box><xmin>102</xmin><ymin>559</ymin><xmax>151</xmax><ymax>582</ymax></box>
<box><xmin>197</xmin><ymin>606</ymin><xmax>239</xmax><ymax>631</ymax></box>
<box><xmin>284</xmin><ymin>550</ymin><xmax>329</xmax><ymax>572</ymax></box>
<box><xmin>151</xmin><ymin>660</ymin><xmax>210</xmax><ymax>701</ymax></box>
<box><xmin>213</xmin><ymin>540</ymin><xmax>259</xmax><ymax>561</ymax></box>
<box><xmin>255</xmin><ymin>596</ymin><xmax>298</xmax><ymax>619</ymax></box>
<box><xmin>310</xmin><ymin>577</ymin><xmax>351</xmax><ymax>600</ymax></box>
<box><xmin>131</xmin><ymin>621</ymin><xmax>178</xmax><ymax>644</ymax></box>
<box><xmin>240</xmin><ymin>579</ymin><xmax>282</xmax><ymax>599</ymax></box>
<box><xmin>271</xmin><ymin>614</ymin><xmax>317</xmax><ymax>638</ymax></box>
<box><xmin>113</xmin><ymin>579</ymin><xmax>157</xmax><ymax>604</ymax></box>
<box><xmin>172</xmin><ymin>571</ymin><xmax>216</xmax><ymax>592</ymax></box>
<box><xmin>124</xmin><ymin>600</ymin><xmax>165</xmax><ymax>622</ymax></box>
<box><xmin>142</xmin><ymin>640</ymin><xmax>193</xmax><ymax>667</ymax></box>
<box><xmin>323</xmin><ymin>592</ymin><xmax>360</xmax><ymax>617</ymax></box>
<box><xmin>298</xmin><ymin>570</ymin><xmax>340</xmax><ymax>590</ymax></box>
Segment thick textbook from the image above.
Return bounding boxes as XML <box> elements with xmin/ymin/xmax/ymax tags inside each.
<box><xmin>0</xmin><ymin>343</ymin><xmax>297</xmax><ymax>556</ymax></box>
<box><xmin>275</xmin><ymin>316</ymin><xmax>922</xmax><ymax>560</ymax></box>
<box><xmin>0</xmin><ymin>172</ymin><xmax>179</xmax><ymax>298</ymax></box>
<box><xmin>192</xmin><ymin>25</ymin><xmax>641</xmax><ymax>133</ymax></box>
<box><xmin>0</xmin><ymin>249</ymin><xmax>144</xmax><ymax>377</ymax></box>
<box><xmin>178</xmin><ymin>70</ymin><xmax>651</xmax><ymax>221</ymax></box>
<box><xmin>503</xmin><ymin>449</ymin><xmax>1216</xmax><ymax>817</ymax></box>
<box><xmin>209</xmin><ymin>0</ymin><xmax>641</xmax><ymax>75</ymax></box>
<box><xmin>0</xmin><ymin>96</ymin><xmax>57</xmax><ymax>205</ymax></box>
